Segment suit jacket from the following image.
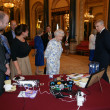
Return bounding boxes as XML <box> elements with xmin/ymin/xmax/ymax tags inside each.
<box><xmin>4</xmin><ymin>30</ymin><xmax>14</xmax><ymax>47</ymax></box>
<box><xmin>42</xmin><ymin>32</ymin><xmax>54</xmax><ymax>50</ymax></box>
<box><xmin>0</xmin><ymin>37</ymin><xmax>7</xmax><ymax>74</ymax></box>
<box><xmin>93</xmin><ymin>29</ymin><xmax>110</xmax><ymax>69</ymax></box>
<box><xmin>63</xmin><ymin>35</ymin><xmax>70</xmax><ymax>44</ymax></box>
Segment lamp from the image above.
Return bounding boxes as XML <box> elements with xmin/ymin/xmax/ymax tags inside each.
<box><xmin>64</xmin><ymin>14</ymin><xmax>69</xmax><ymax>30</ymax></box>
<box><xmin>36</xmin><ymin>19</ymin><xmax>42</xmax><ymax>28</ymax></box>
<box><xmin>84</xmin><ymin>0</ymin><xmax>94</xmax><ymax>22</ymax></box>
<box><xmin>64</xmin><ymin>14</ymin><xmax>69</xmax><ymax>22</ymax></box>
<box><xmin>0</xmin><ymin>0</ymin><xmax>24</xmax><ymax>8</ymax></box>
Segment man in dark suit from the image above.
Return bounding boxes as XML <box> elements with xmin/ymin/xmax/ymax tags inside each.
<box><xmin>0</xmin><ymin>11</ymin><xmax>10</xmax><ymax>96</ymax></box>
<box><xmin>42</xmin><ymin>25</ymin><xmax>54</xmax><ymax>74</ymax></box>
<box><xmin>93</xmin><ymin>19</ymin><xmax>110</xmax><ymax>83</ymax></box>
<box><xmin>63</xmin><ymin>31</ymin><xmax>70</xmax><ymax>55</ymax></box>
<box><xmin>42</xmin><ymin>25</ymin><xmax>54</xmax><ymax>51</ymax></box>
<box><xmin>4</xmin><ymin>20</ymin><xmax>17</xmax><ymax>46</ymax></box>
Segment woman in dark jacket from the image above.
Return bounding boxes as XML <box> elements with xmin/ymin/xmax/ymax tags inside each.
<box><xmin>34</xmin><ymin>28</ymin><xmax>44</xmax><ymax>74</ymax></box>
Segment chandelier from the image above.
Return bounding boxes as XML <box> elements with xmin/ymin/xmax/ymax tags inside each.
<box><xmin>84</xmin><ymin>0</ymin><xmax>94</xmax><ymax>22</ymax></box>
<box><xmin>0</xmin><ymin>0</ymin><xmax>24</xmax><ymax>8</ymax></box>
<box><xmin>64</xmin><ymin>14</ymin><xmax>69</xmax><ymax>30</ymax></box>
<box><xmin>64</xmin><ymin>14</ymin><xmax>69</xmax><ymax>22</ymax></box>
<box><xmin>84</xmin><ymin>12</ymin><xmax>94</xmax><ymax>22</ymax></box>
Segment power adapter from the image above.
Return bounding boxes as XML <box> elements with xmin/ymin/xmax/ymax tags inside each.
<box><xmin>77</xmin><ymin>95</ymin><xmax>84</xmax><ymax>106</ymax></box>
<box><xmin>76</xmin><ymin>91</ymin><xmax>85</xmax><ymax>106</ymax></box>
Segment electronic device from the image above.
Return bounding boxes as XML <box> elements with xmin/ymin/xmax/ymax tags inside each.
<box><xmin>76</xmin><ymin>90</ymin><xmax>85</xmax><ymax>106</ymax></box>
<box><xmin>17</xmin><ymin>80</ymin><xmax>39</xmax><ymax>87</ymax></box>
<box><xmin>50</xmin><ymin>80</ymin><xmax>74</xmax><ymax>92</ymax></box>
<box><xmin>50</xmin><ymin>81</ymin><xmax>74</xmax><ymax>98</ymax></box>
<box><xmin>89</xmin><ymin>61</ymin><xmax>99</xmax><ymax>74</ymax></box>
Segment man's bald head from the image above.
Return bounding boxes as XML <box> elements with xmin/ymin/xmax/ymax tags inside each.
<box><xmin>0</xmin><ymin>11</ymin><xmax>9</xmax><ymax>31</ymax></box>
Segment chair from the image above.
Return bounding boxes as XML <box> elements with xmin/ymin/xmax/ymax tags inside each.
<box><xmin>28</xmin><ymin>40</ymin><xmax>34</xmax><ymax>48</ymax></box>
<box><xmin>76</xmin><ymin>41</ymin><xmax>89</xmax><ymax>55</ymax></box>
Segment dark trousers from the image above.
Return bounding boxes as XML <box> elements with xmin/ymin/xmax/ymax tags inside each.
<box><xmin>0</xmin><ymin>73</ymin><xmax>5</xmax><ymax>96</ymax></box>
<box><xmin>44</xmin><ymin>66</ymin><xmax>46</xmax><ymax>74</ymax></box>
<box><xmin>102</xmin><ymin>68</ymin><xmax>109</xmax><ymax>83</ymax></box>
<box><xmin>89</xmin><ymin>50</ymin><xmax>95</xmax><ymax>61</ymax></box>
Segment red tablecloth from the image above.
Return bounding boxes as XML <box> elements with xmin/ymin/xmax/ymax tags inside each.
<box><xmin>0</xmin><ymin>75</ymin><xmax>110</xmax><ymax>110</ymax></box>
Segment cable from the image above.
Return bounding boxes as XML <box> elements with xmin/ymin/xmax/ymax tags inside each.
<box><xmin>39</xmin><ymin>87</ymin><xmax>76</xmax><ymax>103</ymax></box>
<box><xmin>59</xmin><ymin>98</ymin><xmax>76</xmax><ymax>103</ymax></box>
<box><xmin>77</xmin><ymin>106</ymin><xmax>80</xmax><ymax>110</ymax></box>
<box><xmin>50</xmin><ymin>88</ymin><xmax>77</xmax><ymax>103</ymax></box>
<box><xmin>38</xmin><ymin>88</ymin><xmax>51</xmax><ymax>95</ymax></box>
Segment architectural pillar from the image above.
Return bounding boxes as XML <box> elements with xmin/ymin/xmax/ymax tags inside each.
<box><xmin>79</xmin><ymin>0</ymin><xmax>85</xmax><ymax>42</ymax></box>
<box><xmin>10</xmin><ymin>8</ymin><xmax>14</xmax><ymax>20</ymax></box>
<box><xmin>104</xmin><ymin>0</ymin><xmax>109</xmax><ymax>28</ymax></box>
<box><xmin>20</xmin><ymin>0</ymin><xmax>25</xmax><ymax>24</ymax></box>
<box><xmin>108</xmin><ymin>0</ymin><xmax>110</xmax><ymax>30</ymax></box>
<box><xmin>69</xmin><ymin>0</ymin><xmax>76</xmax><ymax>40</ymax></box>
<box><xmin>25</xmin><ymin>0</ymin><xmax>30</xmax><ymax>37</ymax></box>
<box><xmin>69</xmin><ymin>0</ymin><xmax>77</xmax><ymax>54</ymax></box>
<box><xmin>44</xmin><ymin>0</ymin><xmax>49</xmax><ymax>32</ymax></box>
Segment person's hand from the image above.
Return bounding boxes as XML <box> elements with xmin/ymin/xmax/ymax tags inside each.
<box><xmin>48</xmin><ymin>35</ymin><xmax>52</xmax><ymax>40</ymax></box>
<box><xmin>32</xmin><ymin>49</ymin><xmax>37</xmax><ymax>56</ymax></box>
<box><xmin>5</xmin><ymin>68</ymin><xmax>10</xmax><ymax>76</ymax></box>
<box><xmin>5</xmin><ymin>64</ymin><xmax>10</xmax><ymax>76</ymax></box>
<box><xmin>35</xmin><ymin>49</ymin><xmax>37</xmax><ymax>55</ymax></box>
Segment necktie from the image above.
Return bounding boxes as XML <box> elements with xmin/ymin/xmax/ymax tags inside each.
<box><xmin>12</xmin><ymin>30</ymin><xmax>16</xmax><ymax>39</ymax></box>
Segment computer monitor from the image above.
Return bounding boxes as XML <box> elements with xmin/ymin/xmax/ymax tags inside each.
<box><xmin>85</xmin><ymin>68</ymin><xmax>105</xmax><ymax>88</ymax></box>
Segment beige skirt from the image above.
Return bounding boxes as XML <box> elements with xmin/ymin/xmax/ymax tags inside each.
<box><xmin>10</xmin><ymin>56</ymin><xmax>32</xmax><ymax>79</ymax></box>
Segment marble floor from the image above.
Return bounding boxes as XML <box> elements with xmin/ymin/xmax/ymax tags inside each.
<box><xmin>29</xmin><ymin>49</ymin><xmax>110</xmax><ymax>81</ymax></box>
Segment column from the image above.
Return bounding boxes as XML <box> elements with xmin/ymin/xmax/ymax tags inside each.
<box><xmin>10</xmin><ymin>8</ymin><xmax>14</xmax><ymax>20</ymax></box>
<box><xmin>108</xmin><ymin>0</ymin><xmax>110</xmax><ymax>30</ymax></box>
<box><xmin>103</xmin><ymin>0</ymin><xmax>109</xmax><ymax>28</ymax></box>
<box><xmin>25</xmin><ymin>0</ymin><xmax>30</xmax><ymax>37</ymax></box>
<box><xmin>44</xmin><ymin>0</ymin><xmax>49</xmax><ymax>32</ymax></box>
<box><xmin>69</xmin><ymin>0</ymin><xmax>77</xmax><ymax>54</ymax></box>
<box><xmin>69</xmin><ymin>0</ymin><xmax>76</xmax><ymax>40</ymax></box>
<box><xmin>79</xmin><ymin>0</ymin><xmax>85</xmax><ymax>42</ymax></box>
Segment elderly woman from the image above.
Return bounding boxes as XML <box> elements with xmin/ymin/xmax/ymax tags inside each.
<box><xmin>44</xmin><ymin>29</ymin><xmax>64</xmax><ymax>75</ymax></box>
